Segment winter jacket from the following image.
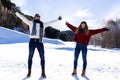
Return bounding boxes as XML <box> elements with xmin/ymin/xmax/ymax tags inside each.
<box><xmin>15</xmin><ymin>12</ymin><xmax>60</xmax><ymax>39</ymax></box>
<box><xmin>66</xmin><ymin>22</ymin><xmax>106</xmax><ymax>45</ymax></box>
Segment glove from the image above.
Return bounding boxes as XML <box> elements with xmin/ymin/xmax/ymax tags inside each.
<box><xmin>58</xmin><ymin>16</ymin><xmax>62</xmax><ymax>20</ymax></box>
<box><xmin>104</xmin><ymin>28</ymin><xmax>109</xmax><ymax>31</ymax></box>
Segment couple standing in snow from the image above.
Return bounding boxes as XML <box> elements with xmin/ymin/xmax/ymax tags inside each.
<box><xmin>16</xmin><ymin>12</ymin><xmax>109</xmax><ymax>78</ymax></box>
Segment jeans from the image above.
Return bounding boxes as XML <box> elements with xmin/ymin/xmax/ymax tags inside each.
<box><xmin>28</xmin><ymin>39</ymin><xmax>45</xmax><ymax>72</ymax></box>
<box><xmin>74</xmin><ymin>43</ymin><xmax>87</xmax><ymax>70</ymax></box>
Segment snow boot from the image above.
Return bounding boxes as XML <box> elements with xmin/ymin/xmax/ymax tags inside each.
<box><xmin>81</xmin><ymin>70</ymin><xmax>86</xmax><ymax>76</ymax></box>
<box><xmin>72</xmin><ymin>69</ymin><xmax>77</xmax><ymax>75</ymax></box>
<box><xmin>27</xmin><ymin>69</ymin><xmax>31</xmax><ymax>77</ymax></box>
<box><xmin>41</xmin><ymin>71</ymin><xmax>46</xmax><ymax>78</ymax></box>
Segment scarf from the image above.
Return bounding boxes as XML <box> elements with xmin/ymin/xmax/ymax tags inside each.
<box><xmin>79</xmin><ymin>29</ymin><xmax>85</xmax><ymax>34</ymax></box>
<box><xmin>31</xmin><ymin>20</ymin><xmax>44</xmax><ymax>42</ymax></box>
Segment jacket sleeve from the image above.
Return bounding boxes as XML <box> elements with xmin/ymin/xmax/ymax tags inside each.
<box><xmin>90</xmin><ymin>28</ymin><xmax>106</xmax><ymax>36</ymax></box>
<box><xmin>15</xmin><ymin>12</ymin><xmax>32</xmax><ymax>26</ymax></box>
<box><xmin>44</xmin><ymin>19</ymin><xmax>59</xmax><ymax>28</ymax></box>
<box><xmin>66</xmin><ymin>22</ymin><xmax>77</xmax><ymax>32</ymax></box>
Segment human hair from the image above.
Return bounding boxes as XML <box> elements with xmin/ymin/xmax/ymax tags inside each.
<box><xmin>75</xmin><ymin>21</ymin><xmax>89</xmax><ymax>35</ymax></box>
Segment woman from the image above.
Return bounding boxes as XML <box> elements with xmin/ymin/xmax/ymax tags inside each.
<box><xmin>66</xmin><ymin>21</ymin><xmax>109</xmax><ymax>76</ymax></box>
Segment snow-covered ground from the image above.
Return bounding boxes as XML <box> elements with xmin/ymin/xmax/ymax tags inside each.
<box><xmin>0</xmin><ymin>27</ymin><xmax>120</xmax><ymax>80</ymax></box>
<box><xmin>0</xmin><ymin>27</ymin><xmax>29</xmax><ymax>44</ymax></box>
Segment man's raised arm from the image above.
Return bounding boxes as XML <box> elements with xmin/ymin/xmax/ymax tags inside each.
<box><xmin>15</xmin><ymin>12</ymin><xmax>32</xmax><ymax>26</ymax></box>
<box><xmin>44</xmin><ymin>16</ymin><xmax>62</xmax><ymax>27</ymax></box>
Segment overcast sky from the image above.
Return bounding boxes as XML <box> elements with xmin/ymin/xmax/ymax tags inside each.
<box><xmin>11</xmin><ymin>0</ymin><xmax>120</xmax><ymax>31</ymax></box>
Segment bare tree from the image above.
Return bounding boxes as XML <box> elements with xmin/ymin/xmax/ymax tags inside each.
<box><xmin>101</xmin><ymin>19</ymin><xmax>120</xmax><ymax>48</ymax></box>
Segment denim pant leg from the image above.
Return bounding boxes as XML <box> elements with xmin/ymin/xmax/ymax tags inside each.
<box><xmin>74</xmin><ymin>44</ymin><xmax>81</xmax><ymax>69</ymax></box>
<box><xmin>81</xmin><ymin>45</ymin><xmax>87</xmax><ymax>70</ymax></box>
<box><xmin>37</xmin><ymin>43</ymin><xmax>45</xmax><ymax>72</ymax></box>
<box><xmin>28</xmin><ymin>40</ymin><xmax>36</xmax><ymax>70</ymax></box>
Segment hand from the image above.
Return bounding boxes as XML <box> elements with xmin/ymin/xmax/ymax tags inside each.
<box><xmin>58</xmin><ymin>16</ymin><xmax>62</xmax><ymax>20</ymax></box>
<box><xmin>104</xmin><ymin>28</ymin><xmax>109</xmax><ymax>31</ymax></box>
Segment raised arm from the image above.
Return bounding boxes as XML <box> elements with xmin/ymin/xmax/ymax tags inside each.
<box><xmin>66</xmin><ymin>22</ymin><xmax>77</xmax><ymax>33</ymax></box>
<box><xmin>44</xmin><ymin>16</ymin><xmax>62</xmax><ymax>27</ymax></box>
<box><xmin>15</xmin><ymin>12</ymin><xmax>32</xmax><ymax>26</ymax></box>
<box><xmin>90</xmin><ymin>28</ymin><xmax>109</xmax><ymax>36</ymax></box>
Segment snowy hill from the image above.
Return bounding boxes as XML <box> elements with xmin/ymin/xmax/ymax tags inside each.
<box><xmin>0</xmin><ymin>27</ymin><xmax>63</xmax><ymax>45</ymax></box>
<box><xmin>0</xmin><ymin>27</ymin><xmax>29</xmax><ymax>44</ymax></box>
<box><xmin>0</xmin><ymin>27</ymin><xmax>120</xmax><ymax>80</ymax></box>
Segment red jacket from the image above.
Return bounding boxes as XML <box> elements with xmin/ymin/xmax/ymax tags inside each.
<box><xmin>66</xmin><ymin>22</ymin><xmax>106</xmax><ymax>45</ymax></box>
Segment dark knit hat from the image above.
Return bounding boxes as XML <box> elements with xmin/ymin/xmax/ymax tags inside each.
<box><xmin>34</xmin><ymin>14</ymin><xmax>40</xmax><ymax>18</ymax></box>
<box><xmin>81</xmin><ymin>21</ymin><xmax>86</xmax><ymax>24</ymax></box>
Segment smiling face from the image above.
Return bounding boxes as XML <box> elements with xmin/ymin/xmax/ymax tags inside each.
<box><xmin>81</xmin><ymin>23</ymin><xmax>86</xmax><ymax>29</ymax></box>
<box><xmin>75</xmin><ymin>21</ymin><xmax>89</xmax><ymax>35</ymax></box>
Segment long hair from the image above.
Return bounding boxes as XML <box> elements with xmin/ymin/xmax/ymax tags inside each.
<box><xmin>75</xmin><ymin>21</ymin><xmax>89</xmax><ymax>35</ymax></box>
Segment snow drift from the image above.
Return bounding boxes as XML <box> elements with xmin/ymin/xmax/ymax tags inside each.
<box><xmin>0</xmin><ymin>27</ymin><xmax>64</xmax><ymax>45</ymax></box>
<box><xmin>0</xmin><ymin>27</ymin><xmax>29</xmax><ymax>44</ymax></box>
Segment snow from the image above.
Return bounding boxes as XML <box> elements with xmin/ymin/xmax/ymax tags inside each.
<box><xmin>0</xmin><ymin>27</ymin><xmax>63</xmax><ymax>45</ymax></box>
<box><xmin>0</xmin><ymin>27</ymin><xmax>29</xmax><ymax>44</ymax></box>
<box><xmin>0</xmin><ymin>27</ymin><xmax>120</xmax><ymax>80</ymax></box>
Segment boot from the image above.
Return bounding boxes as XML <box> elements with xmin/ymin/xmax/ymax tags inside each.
<box><xmin>27</xmin><ymin>69</ymin><xmax>31</xmax><ymax>77</ymax></box>
<box><xmin>72</xmin><ymin>69</ymin><xmax>77</xmax><ymax>75</ymax></box>
<box><xmin>41</xmin><ymin>71</ymin><xmax>46</xmax><ymax>78</ymax></box>
<box><xmin>81</xmin><ymin>70</ymin><xmax>86</xmax><ymax>76</ymax></box>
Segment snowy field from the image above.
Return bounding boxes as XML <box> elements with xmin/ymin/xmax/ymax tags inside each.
<box><xmin>0</xmin><ymin>27</ymin><xmax>120</xmax><ymax>80</ymax></box>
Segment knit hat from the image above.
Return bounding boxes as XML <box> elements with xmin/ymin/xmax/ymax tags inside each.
<box><xmin>34</xmin><ymin>14</ymin><xmax>40</xmax><ymax>18</ymax></box>
<box><xmin>81</xmin><ymin>21</ymin><xmax>86</xmax><ymax>24</ymax></box>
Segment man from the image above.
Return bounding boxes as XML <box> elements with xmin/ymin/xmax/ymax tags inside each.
<box><xmin>15</xmin><ymin>12</ymin><xmax>62</xmax><ymax>78</ymax></box>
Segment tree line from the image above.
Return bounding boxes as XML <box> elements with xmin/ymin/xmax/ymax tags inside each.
<box><xmin>91</xmin><ymin>19</ymin><xmax>120</xmax><ymax>48</ymax></box>
<box><xmin>45</xmin><ymin>26</ymin><xmax>74</xmax><ymax>41</ymax></box>
<box><xmin>101</xmin><ymin>19</ymin><xmax>120</xmax><ymax>48</ymax></box>
<box><xmin>0</xmin><ymin>0</ymin><xmax>33</xmax><ymax>30</ymax></box>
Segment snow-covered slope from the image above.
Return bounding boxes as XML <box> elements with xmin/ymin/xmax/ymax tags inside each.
<box><xmin>0</xmin><ymin>27</ymin><xmax>29</xmax><ymax>44</ymax></box>
<box><xmin>0</xmin><ymin>27</ymin><xmax>120</xmax><ymax>80</ymax></box>
<box><xmin>0</xmin><ymin>27</ymin><xmax>64</xmax><ymax>45</ymax></box>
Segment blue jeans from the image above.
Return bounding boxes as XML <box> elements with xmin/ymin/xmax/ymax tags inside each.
<box><xmin>74</xmin><ymin>43</ymin><xmax>87</xmax><ymax>70</ymax></box>
<box><xmin>28</xmin><ymin>39</ymin><xmax>45</xmax><ymax>72</ymax></box>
